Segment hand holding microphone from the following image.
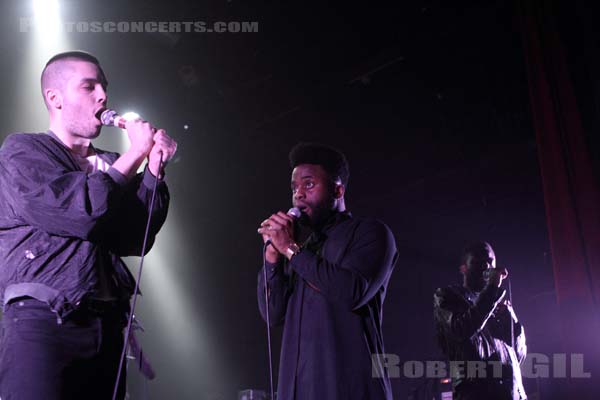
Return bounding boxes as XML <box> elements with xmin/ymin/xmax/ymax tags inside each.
<box><xmin>125</xmin><ymin>119</ymin><xmax>156</xmax><ymax>158</ymax></box>
<box><xmin>257</xmin><ymin>207</ymin><xmax>301</xmax><ymax>264</ymax></box>
<box><xmin>101</xmin><ymin>109</ymin><xmax>156</xmax><ymax>159</ymax></box>
<box><xmin>147</xmin><ymin>129</ymin><xmax>177</xmax><ymax>179</ymax></box>
<box><xmin>485</xmin><ymin>267</ymin><xmax>509</xmax><ymax>288</ymax></box>
<box><xmin>100</xmin><ymin>109</ymin><xmax>177</xmax><ymax>178</ymax></box>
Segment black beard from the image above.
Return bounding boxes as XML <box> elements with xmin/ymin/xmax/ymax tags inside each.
<box><xmin>299</xmin><ymin>195</ymin><xmax>337</xmax><ymax>230</ymax></box>
<box><xmin>298</xmin><ymin>212</ymin><xmax>312</xmax><ymax>227</ymax></box>
<box><xmin>300</xmin><ymin>208</ymin><xmax>335</xmax><ymax>231</ymax></box>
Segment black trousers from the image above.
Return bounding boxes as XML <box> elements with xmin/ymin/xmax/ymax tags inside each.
<box><xmin>0</xmin><ymin>299</ymin><xmax>127</xmax><ymax>400</ymax></box>
<box><xmin>454</xmin><ymin>379</ymin><xmax>523</xmax><ymax>400</ymax></box>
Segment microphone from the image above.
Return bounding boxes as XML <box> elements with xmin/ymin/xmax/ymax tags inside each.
<box><xmin>100</xmin><ymin>109</ymin><xmax>127</xmax><ymax>129</ymax></box>
<box><xmin>287</xmin><ymin>207</ymin><xmax>301</xmax><ymax>219</ymax></box>
<box><xmin>483</xmin><ymin>269</ymin><xmax>491</xmax><ymax>281</ymax></box>
<box><xmin>265</xmin><ymin>207</ymin><xmax>301</xmax><ymax>246</ymax></box>
<box><xmin>483</xmin><ymin>268</ymin><xmax>508</xmax><ymax>283</ymax></box>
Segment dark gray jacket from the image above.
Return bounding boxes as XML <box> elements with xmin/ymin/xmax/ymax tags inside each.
<box><xmin>0</xmin><ymin>132</ymin><xmax>169</xmax><ymax>321</ymax></box>
<box><xmin>434</xmin><ymin>284</ymin><xmax>527</xmax><ymax>400</ymax></box>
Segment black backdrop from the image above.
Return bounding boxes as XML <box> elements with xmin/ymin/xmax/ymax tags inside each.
<box><xmin>1</xmin><ymin>1</ymin><xmax>599</xmax><ymax>399</ymax></box>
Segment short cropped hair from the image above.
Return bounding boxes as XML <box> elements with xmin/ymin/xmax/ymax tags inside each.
<box><xmin>289</xmin><ymin>142</ymin><xmax>350</xmax><ymax>186</ymax></box>
<box><xmin>41</xmin><ymin>51</ymin><xmax>106</xmax><ymax>108</ymax></box>
<box><xmin>461</xmin><ymin>241</ymin><xmax>493</xmax><ymax>265</ymax></box>
<box><xmin>44</xmin><ymin>50</ymin><xmax>101</xmax><ymax>69</ymax></box>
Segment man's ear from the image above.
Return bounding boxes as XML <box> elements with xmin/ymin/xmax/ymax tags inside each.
<box><xmin>334</xmin><ymin>183</ymin><xmax>345</xmax><ymax>199</ymax></box>
<box><xmin>45</xmin><ymin>88</ymin><xmax>62</xmax><ymax>110</ymax></box>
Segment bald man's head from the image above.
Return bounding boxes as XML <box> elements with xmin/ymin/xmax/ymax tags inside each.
<box><xmin>41</xmin><ymin>51</ymin><xmax>107</xmax><ymax>110</ymax></box>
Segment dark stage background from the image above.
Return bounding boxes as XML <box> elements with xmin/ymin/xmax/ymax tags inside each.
<box><xmin>1</xmin><ymin>1</ymin><xmax>599</xmax><ymax>399</ymax></box>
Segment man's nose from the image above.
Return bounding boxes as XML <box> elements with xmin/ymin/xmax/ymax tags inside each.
<box><xmin>294</xmin><ymin>188</ymin><xmax>305</xmax><ymax>200</ymax></box>
<box><xmin>96</xmin><ymin>86</ymin><xmax>107</xmax><ymax>105</ymax></box>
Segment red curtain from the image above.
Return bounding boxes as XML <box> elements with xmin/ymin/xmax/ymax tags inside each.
<box><xmin>519</xmin><ymin>1</ymin><xmax>600</xmax><ymax>398</ymax></box>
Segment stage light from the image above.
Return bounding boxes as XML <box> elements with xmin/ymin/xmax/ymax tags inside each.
<box><xmin>32</xmin><ymin>0</ymin><xmax>60</xmax><ymax>16</ymax></box>
<box><xmin>32</xmin><ymin>0</ymin><xmax>61</xmax><ymax>32</ymax></box>
<box><xmin>122</xmin><ymin>111</ymin><xmax>141</xmax><ymax>122</ymax></box>
<box><xmin>29</xmin><ymin>0</ymin><xmax>63</xmax><ymax>45</ymax></box>
<box><xmin>14</xmin><ymin>0</ymin><xmax>69</xmax><ymax>133</ymax></box>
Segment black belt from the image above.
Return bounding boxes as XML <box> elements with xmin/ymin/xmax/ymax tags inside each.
<box><xmin>78</xmin><ymin>297</ymin><xmax>124</xmax><ymax>316</ymax></box>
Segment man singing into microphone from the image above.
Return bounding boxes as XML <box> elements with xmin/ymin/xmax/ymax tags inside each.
<box><xmin>257</xmin><ymin>142</ymin><xmax>397</xmax><ymax>400</ymax></box>
<box><xmin>0</xmin><ymin>51</ymin><xmax>177</xmax><ymax>399</ymax></box>
<box><xmin>434</xmin><ymin>242</ymin><xmax>527</xmax><ymax>400</ymax></box>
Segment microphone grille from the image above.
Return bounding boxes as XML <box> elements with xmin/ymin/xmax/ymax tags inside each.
<box><xmin>483</xmin><ymin>269</ymin><xmax>491</xmax><ymax>281</ymax></box>
<box><xmin>287</xmin><ymin>207</ymin><xmax>301</xmax><ymax>219</ymax></box>
<box><xmin>100</xmin><ymin>109</ymin><xmax>117</xmax><ymax>126</ymax></box>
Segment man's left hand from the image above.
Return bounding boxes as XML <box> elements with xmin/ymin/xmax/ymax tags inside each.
<box><xmin>148</xmin><ymin>129</ymin><xmax>177</xmax><ymax>178</ymax></box>
<box><xmin>257</xmin><ymin>211</ymin><xmax>296</xmax><ymax>256</ymax></box>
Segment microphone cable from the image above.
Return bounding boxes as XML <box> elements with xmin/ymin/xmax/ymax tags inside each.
<box><xmin>112</xmin><ymin>154</ymin><xmax>163</xmax><ymax>400</ymax></box>
<box><xmin>507</xmin><ymin>277</ymin><xmax>515</xmax><ymax>349</ymax></box>
<box><xmin>259</xmin><ymin>208</ymin><xmax>299</xmax><ymax>400</ymax></box>
<box><xmin>262</xmin><ymin>242</ymin><xmax>275</xmax><ymax>400</ymax></box>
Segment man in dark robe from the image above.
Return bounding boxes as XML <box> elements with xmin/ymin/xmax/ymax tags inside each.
<box><xmin>257</xmin><ymin>142</ymin><xmax>397</xmax><ymax>400</ymax></box>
